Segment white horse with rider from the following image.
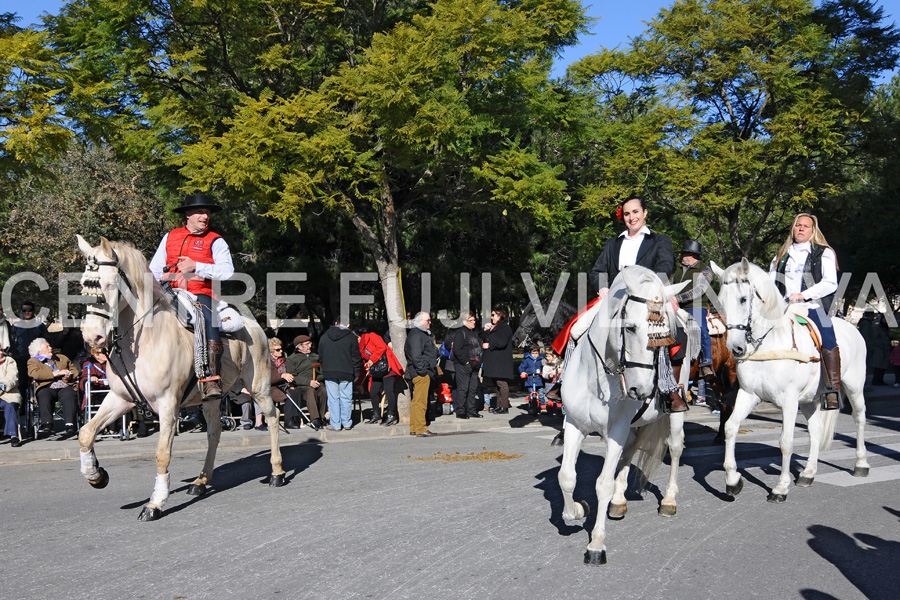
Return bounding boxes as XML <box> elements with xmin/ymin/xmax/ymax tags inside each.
<box><xmin>76</xmin><ymin>236</ymin><xmax>285</xmax><ymax>520</ymax></box>
<box><xmin>558</xmin><ymin>266</ymin><xmax>693</xmax><ymax>565</ymax></box>
<box><xmin>712</xmin><ymin>259</ymin><xmax>869</xmax><ymax>502</ymax></box>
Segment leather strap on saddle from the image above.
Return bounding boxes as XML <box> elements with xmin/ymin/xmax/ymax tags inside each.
<box><xmin>792</xmin><ymin>315</ymin><xmax>822</xmax><ymax>362</ymax></box>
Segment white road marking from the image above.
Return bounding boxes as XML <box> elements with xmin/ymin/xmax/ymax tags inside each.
<box><xmin>816</xmin><ymin>464</ymin><xmax>900</xmax><ymax>487</ymax></box>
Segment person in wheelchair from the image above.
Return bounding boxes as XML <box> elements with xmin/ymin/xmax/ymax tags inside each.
<box><xmin>27</xmin><ymin>338</ymin><xmax>80</xmax><ymax>437</ymax></box>
<box><xmin>0</xmin><ymin>345</ymin><xmax>22</xmax><ymax>447</ymax></box>
<box><xmin>80</xmin><ymin>347</ymin><xmax>126</xmax><ymax>435</ymax></box>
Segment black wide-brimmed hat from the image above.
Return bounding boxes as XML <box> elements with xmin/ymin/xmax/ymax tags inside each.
<box><xmin>173</xmin><ymin>193</ymin><xmax>223</xmax><ymax>213</ymax></box>
<box><xmin>678</xmin><ymin>240</ymin><xmax>704</xmax><ymax>256</ymax></box>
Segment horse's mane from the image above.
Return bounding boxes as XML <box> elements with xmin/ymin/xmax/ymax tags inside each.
<box><xmin>726</xmin><ymin>260</ymin><xmax>787</xmax><ymax>320</ymax></box>
<box><xmin>109</xmin><ymin>240</ymin><xmax>170</xmax><ymax>307</ymax></box>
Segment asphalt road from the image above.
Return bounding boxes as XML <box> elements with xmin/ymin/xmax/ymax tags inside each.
<box><xmin>1</xmin><ymin>395</ymin><xmax>899</xmax><ymax>600</ymax></box>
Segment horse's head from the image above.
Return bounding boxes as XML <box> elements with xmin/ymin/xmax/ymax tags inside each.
<box><xmin>610</xmin><ymin>267</ymin><xmax>688</xmax><ymax>401</ymax></box>
<box><xmin>512</xmin><ymin>303</ymin><xmax>537</xmax><ymax>348</ymax></box>
<box><xmin>77</xmin><ymin>235</ymin><xmax>126</xmax><ymax>348</ymax></box>
<box><xmin>712</xmin><ymin>258</ymin><xmax>781</xmax><ymax>358</ymax></box>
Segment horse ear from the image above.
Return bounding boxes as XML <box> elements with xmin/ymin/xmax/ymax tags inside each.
<box><xmin>710</xmin><ymin>261</ymin><xmax>724</xmax><ymax>279</ymax></box>
<box><xmin>620</xmin><ymin>266</ymin><xmax>641</xmax><ymax>294</ymax></box>
<box><xmin>98</xmin><ymin>237</ymin><xmax>114</xmax><ymax>258</ymax></box>
<box><xmin>76</xmin><ymin>234</ymin><xmax>93</xmax><ymax>257</ymax></box>
<box><xmin>664</xmin><ymin>280</ymin><xmax>690</xmax><ymax>300</ymax></box>
<box><xmin>740</xmin><ymin>257</ymin><xmax>751</xmax><ymax>275</ymax></box>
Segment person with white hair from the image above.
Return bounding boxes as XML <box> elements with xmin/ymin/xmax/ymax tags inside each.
<box><xmin>27</xmin><ymin>337</ymin><xmax>80</xmax><ymax>437</ymax></box>
<box><xmin>405</xmin><ymin>312</ymin><xmax>437</xmax><ymax>437</ymax></box>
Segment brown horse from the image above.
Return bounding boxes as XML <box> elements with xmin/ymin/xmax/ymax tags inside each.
<box><xmin>688</xmin><ymin>313</ymin><xmax>738</xmax><ymax>444</ymax></box>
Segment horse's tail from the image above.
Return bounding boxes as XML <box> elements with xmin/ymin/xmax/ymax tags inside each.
<box><xmin>819</xmin><ymin>406</ymin><xmax>839</xmax><ymax>451</ymax></box>
<box><xmin>632</xmin><ymin>414</ymin><xmax>671</xmax><ymax>492</ymax></box>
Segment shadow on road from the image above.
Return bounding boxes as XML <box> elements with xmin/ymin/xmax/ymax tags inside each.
<box><xmin>802</xmin><ymin>506</ymin><xmax>900</xmax><ymax>600</ymax></box>
<box><xmin>119</xmin><ymin>441</ymin><xmax>324</xmax><ymax>517</ymax></box>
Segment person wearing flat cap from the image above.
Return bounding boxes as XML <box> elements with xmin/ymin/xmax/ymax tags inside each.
<box><xmin>672</xmin><ymin>240</ymin><xmax>715</xmax><ymax>382</ymax></box>
<box><xmin>149</xmin><ymin>193</ymin><xmax>234</xmax><ymax>400</ymax></box>
<box><xmin>283</xmin><ymin>334</ymin><xmax>327</xmax><ymax>430</ymax></box>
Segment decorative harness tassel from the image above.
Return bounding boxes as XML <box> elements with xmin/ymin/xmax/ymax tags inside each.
<box><xmin>645</xmin><ymin>300</ymin><xmax>675</xmax><ymax>347</ymax></box>
<box><xmin>193</xmin><ymin>303</ymin><xmax>210</xmax><ymax>380</ymax></box>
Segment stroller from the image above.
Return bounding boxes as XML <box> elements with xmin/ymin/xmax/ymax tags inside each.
<box><xmin>437</xmin><ymin>382</ymin><xmax>454</xmax><ymax>415</ymax></box>
<box><xmin>527</xmin><ymin>380</ymin><xmax>545</xmax><ymax>416</ymax></box>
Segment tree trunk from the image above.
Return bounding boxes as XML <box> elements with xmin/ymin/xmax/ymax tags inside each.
<box><xmin>347</xmin><ymin>185</ymin><xmax>412</xmax><ymax>422</ymax></box>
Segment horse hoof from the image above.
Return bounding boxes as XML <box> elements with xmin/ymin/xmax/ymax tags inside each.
<box><xmin>766</xmin><ymin>492</ymin><xmax>787</xmax><ymax>503</ymax></box>
<box><xmin>88</xmin><ymin>468</ymin><xmax>109</xmax><ymax>489</ymax></box>
<box><xmin>550</xmin><ymin>433</ymin><xmax>564</xmax><ymax>447</ymax></box>
<box><xmin>658</xmin><ymin>504</ymin><xmax>677</xmax><ymax>518</ymax></box>
<box><xmin>607</xmin><ymin>503</ymin><xmax>627</xmax><ymax>520</ymax></box>
<box><xmin>583</xmin><ymin>549</ymin><xmax>607</xmax><ymax>566</ymax></box>
<box><xmin>138</xmin><ymin>506</ymin><xmax>161</xmax><ymax>522</ymax></box>
<box><xmin>726</xmin><ymin>478</ymin><xmax>743</xmax><ymax>497</ymax></box>
<box><xmin>796</xmin><ymin>475</ymin><xmax>814</xmax><ymax>487</ymax></box>
<box><xmin>853</xmin><ymin>466</ymin><xmax>869</xmax><ymax>478</ymax></box>
<box><xmin>269</xmin><ymin>474</ymin><xmax>286</xmax><ymax>488</ymax></box>
<box><xmin>187</xmin><ymin>484</ymin><xmax>207</xmax><ymax>496</ymax></box>
<box><xmin>577</xmin><ymin>499</ymin><xmax>591</xmax><ymax>518</ymax></box>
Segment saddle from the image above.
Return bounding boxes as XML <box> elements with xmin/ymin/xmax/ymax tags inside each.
<box><xmin>741</xmin><ymin>305</ymin><xmax>821</xmax><ymax>363</ymax></box>
<box><xmin>168</xmin><ymin>288</ymin><xmax>245</xmax><ymax>335</ymax></box>
<box><xmin>787</xmin><ymin>305</ymin><xmax>823</xmax><ymax>357</ymax></box>
<box><xmin>706</xmin><ymin>312</ymin><xmax>727</xmax><ymax>336</ymax></box>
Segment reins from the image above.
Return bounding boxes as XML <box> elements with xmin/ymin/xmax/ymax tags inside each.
<box><xmin>83</xmin><ymin>250</ymin><xmax>196</xmax><ymax>415</ymax></box>
<box><xmin>722</xmin><ymin>278</ymin><xmax>775</xmax><ymax>352</ymax></box>
<box><xmin>589</xmin><ymin>293</ymin><xmax>669</xmax><ymax>403</ymax></box>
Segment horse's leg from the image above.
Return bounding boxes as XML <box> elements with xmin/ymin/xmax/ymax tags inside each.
<box><xmin>796</xmin><ymin>401</ymin><xmax>823</xmax><ymax>487</ymax></box>
<box><xmin>723</xmin><ymin>389</ymin><xmax>758</xmax><ymax>497</ymax></box>
<box><xmin>139</xmin><ymin>398</ymin><xmax>177</xmax><ymax>522</ymax></box>
<box><xmin>768</xmin><ymin>398</ymin><xmax>800</xmax><ymax>503</ymax></box>
<box><xmin>609</xmin><ymin>429</ymin><xmax>638</xmax><ymax>519</ymax></box>
<box><xmin>558</xmin><ymin>420</ymin><xmax>587</xmax><ymax>522</ymax></box>
<box><xmin>659</xmin><ymin>412</ymin><xmax>684</xmax><ymax>517</ymax></box>
<box><xmin>187</xmin><ymin>399</ymin><xmax>224</xmax><ymax>496</ymax></box>
<box><xmin>255</xmin><ymin>393</ymin><xmax>285</xmax><ymax>486</ymax></box>
<box><xmin>584</xmin><ymin>427</ymin><xmax>628</xmax><ymax>566</ymax></box>
<box><xmin>77</xmin><ymin>392</ymin><xmax>133</xmax><ymax>489</ymax></box>
<box><xmin>843</xmin><ymin>379</ymin><xmax>870</xmax><ymax>477</ymax></box>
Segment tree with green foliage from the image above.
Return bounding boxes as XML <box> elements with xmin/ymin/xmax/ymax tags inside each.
<box><xmin>1</xmin><ymin>145</ymin><xmax>170</xmax><ymax>312</ymax></box>
<box><xmin>567</xmin><ymin>0</ymin><xmax>900</xmax><ymax>264</ymax></box>
<box><xmin>0</xmin><ymin>13</ymin><xmax>72</xmax><ymax>186</ymax></box>
<box><xmin>176</xmin><ymin>0</ymin><xmax>587</xmax><ymax>357</ymax></box>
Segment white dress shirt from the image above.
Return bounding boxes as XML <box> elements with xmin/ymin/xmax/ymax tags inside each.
<box><xmin>768</xmin><ymin>242</ymin><xmax>837</xmax><ymax>307</ymax></box>
<box><xmin>617</xmin><ymin>226</ymin><xmax>651</xmax><ymax>272</ymax></box>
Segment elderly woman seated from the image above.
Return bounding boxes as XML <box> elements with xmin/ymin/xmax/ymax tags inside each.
<box><xmin>27</xmin><ymin>337</ymin><xmax>80</xmax><ymax>438</ymax></box>
<box><xmin>0</xmin><ymin>345</ymin><xmax>22</xmax><ymax>447</ymax></box>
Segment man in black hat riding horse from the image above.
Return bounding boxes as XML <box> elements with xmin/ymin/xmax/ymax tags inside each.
<box><xmin>149</xmin><ymin>193</ymin><xmax>234</xmax><ymax>400</ymax></box>
<box><xmin>672</xmin><ymin>240</ymin><xmax>715</xmax><ymax>382</ymax></box>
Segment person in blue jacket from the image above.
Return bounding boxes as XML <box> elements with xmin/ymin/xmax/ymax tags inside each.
<box><xmin>518</xmin><ymin>347</ymin><xmax>545</xmax><ymax>408</ymax></box>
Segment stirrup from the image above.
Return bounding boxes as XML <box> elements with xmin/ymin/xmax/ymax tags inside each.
<box><xmin>200</xmin><ymin>376</ymin><xmax>223</xmax><ymax>400</ymax></box>
<box><xmin>662</xmin><ymin>388</ymin><xmax>689</xmax><ymax>413</ymax></box>
<box><xmin>821</xmin><ymin>389</ymin><xmax>840</xmax><ymax>411</ymax></box>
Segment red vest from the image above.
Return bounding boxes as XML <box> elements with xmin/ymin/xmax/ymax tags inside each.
<box><xmin>163</xmin><ymin>227</ymin><xmax>222</xmax><ymax>296</ymax></box>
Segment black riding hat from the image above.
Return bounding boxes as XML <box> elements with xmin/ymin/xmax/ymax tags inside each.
<box><xmin>678</xmin><ymin>239</ymin><xmax>703</xmax><ymax>256</ymax></box>
<box><xmin>173</xmin><ymin>193</ymin><xmax>222</xmax><ymax>213</ymax></box>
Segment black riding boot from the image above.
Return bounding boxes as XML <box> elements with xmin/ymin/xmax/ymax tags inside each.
<box><xmin>201</xmin><ymin>340</ymin><xmax>224</xmax><ymax>400</ymax></box>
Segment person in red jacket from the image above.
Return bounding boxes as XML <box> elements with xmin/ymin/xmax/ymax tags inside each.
<box><xmin>149</xmin><ymin>194</ymin><xmax>234</xmax><ymax>400</ymax></box>
<box><xmin>359</xmin><ymin>329</ymin><xmax>404</xmax><ymax>425</ymax></box>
